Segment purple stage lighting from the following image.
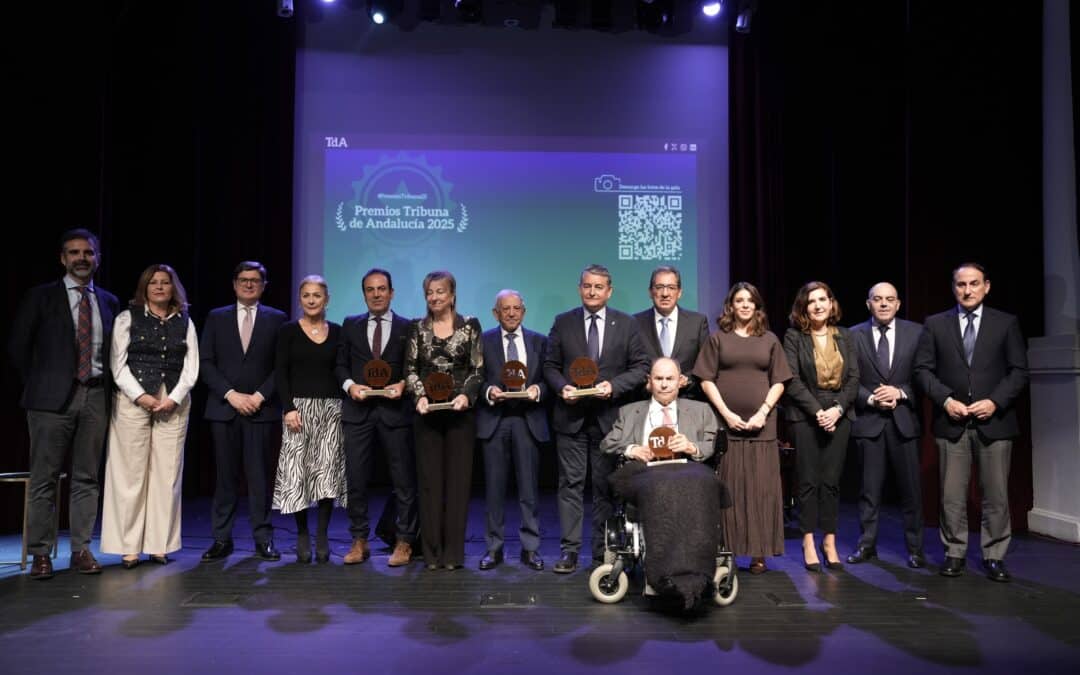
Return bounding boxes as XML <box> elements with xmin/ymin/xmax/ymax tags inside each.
<box><xmin>702</xmin><ymin>2</ymin><xmax>721</xmax><ymax>18</ymax></box>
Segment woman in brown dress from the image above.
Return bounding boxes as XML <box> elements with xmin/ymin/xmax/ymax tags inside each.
<box><xmin>693</xmin><ymin>282</ymin><xmax>791</xmax><ymax>574</ymax></box>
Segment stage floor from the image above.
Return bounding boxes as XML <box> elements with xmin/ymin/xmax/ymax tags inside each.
<box><xmin>2</xmin><ymin>494</ymin><xmax>1078</xmax><ymax>675</ymax></box>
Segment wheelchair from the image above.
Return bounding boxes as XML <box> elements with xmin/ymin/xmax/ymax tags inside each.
<box><xmin>587</xmin><ymin>438</ymin><xmax>738</xmax><ymax>607</ymax></box>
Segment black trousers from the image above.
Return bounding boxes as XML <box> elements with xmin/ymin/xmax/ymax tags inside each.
<box><xmin>792</xmin><ymin>418</ymin><xmax>850</xmax><ymax>535</ymax></box>
<box><xmin>343</xmin><ymin>418</ymin><xmax>417</xmax><ymax>543</ymax></box>
<box><xmin>414</xmin><ymin>409</ymin><xmax>475</xmax><ymax>567</ymax></box>
<box><xmin>855</xmin><ymin>420</ymin><xmax>923</xmax><ymax>554</ymax></box>
<box><xmin>209</xmin><ymin>418</ymin><xmax>275</xmax><ymax>545</ymax></box>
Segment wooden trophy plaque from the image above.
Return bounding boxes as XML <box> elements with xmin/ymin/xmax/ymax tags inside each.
<box><xmin>362</xmin><ymin>358</ymin><xmax>394</xmax><ymax>397</ymax></box>
<box><xmin>565</xmin><ymin>357</ymin><xmax>601</xmax><ymax>399</ymax></box>
<box><xmin>646</xmin><ymin>426</ymin><xmax>687</xmax><ymax>466</ymax></box>
<box><xmin>500</xmin><ymin>360</ymin><xmax>532</xmax><ymax>399</ymax></box>
<box><xmin>423</xmin><ymin>371</ymin><xmax>458</xmax><ymax>411</ymax></box>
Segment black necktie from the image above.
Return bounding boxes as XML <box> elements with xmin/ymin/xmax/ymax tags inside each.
<box><xmin>371</xmin><ymin>316</ymin><xmax>383</xmax><ymax>360</ymax></box>
<box><xmin>876</xmin><ymin>324</ymin><xmax>890</xmax><ymax>374</ymax></box>
<box><xmin>962</xmin><ymin>312</ymin><xmax>976</xmax><ymax>365</ymax></box>
<box><xmin>587</xmin><ymin>314</ymin><xmax>600</xmax><ymax>362</ymax></box>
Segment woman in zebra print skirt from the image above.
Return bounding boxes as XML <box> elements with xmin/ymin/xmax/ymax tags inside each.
<box><xmin>273</xmin><ymin>275</ymin><xmax>346</xmax><ymax>563</ymax></box>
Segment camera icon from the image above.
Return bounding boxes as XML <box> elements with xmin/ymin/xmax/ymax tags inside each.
<box><xmin>593</xmin><ymin>174</ymin><xmax>621</xmax><ymax>192</ymax></box>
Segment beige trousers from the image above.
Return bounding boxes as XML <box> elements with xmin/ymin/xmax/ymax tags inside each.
<box><xmin>100</xmin><ymin>387</ymin><xmax>189</xmax><ymax>555</ymax></box>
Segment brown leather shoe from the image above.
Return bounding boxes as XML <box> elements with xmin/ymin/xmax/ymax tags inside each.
<box><xmin>70</xmin><ymin>549</ymin><xmax>103</xmax><ymax>574</ymax></box>
<box><xmin>30</xmin><ymin>554</ymin><xmax>54</xmax><ymax>580</ymax></box>
<box><xmin>343</xmin><ymin>538</ymin><xmax>370</xmax><ymax>565</ymax></box>
<box><xmin>387</xmin><ymin>541</ymin><xmax>412</xmax><ymax>567</ymax></box>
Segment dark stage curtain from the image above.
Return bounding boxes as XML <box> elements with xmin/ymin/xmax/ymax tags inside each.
<box><xmin>2</xmin><ymin>1</ymin><xmax>1043</xmax><ymax>538</ymax></box>
<box><xmin>729</xmin><ymin>0</ymin><xmax>1042</xmax><ymax>532</ymax></box>
<box><xmin>3</xmin><ymin>2</ymin><xmax>297</xmax><ymax>532</ymax></box>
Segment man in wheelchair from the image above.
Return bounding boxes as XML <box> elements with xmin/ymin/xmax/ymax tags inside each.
<box><xmin>595</xmin><ymin>357</ymin><xmax>735</xmax><ymax>609</ymax></box>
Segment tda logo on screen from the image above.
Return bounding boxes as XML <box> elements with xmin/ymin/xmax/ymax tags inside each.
<box><xmin>335</xmin><ymin>153</ymin><xmax>468</xmax><ymax>234</ymax></box>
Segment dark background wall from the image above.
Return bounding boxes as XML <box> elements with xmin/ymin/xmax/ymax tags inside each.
<box><xmin>3</xmin><ymin>1</ymin><xmax>1043</xmax><ymax>535</ymax></box>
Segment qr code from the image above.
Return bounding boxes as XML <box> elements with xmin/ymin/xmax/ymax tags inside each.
<box><xmin>617</xmin><ymin>194</ymin><xmax>683</xmax><ymax>260</ymax></box>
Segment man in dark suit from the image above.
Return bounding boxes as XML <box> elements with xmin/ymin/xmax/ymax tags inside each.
<box><xmin>633</xmin><ymin>265</ymin><xmax>710</xmax><ymax>399</ymax></box>
<box><xmin>915</xmin><ymin>263</ymin><xmax>1029</xmax><ymax>582</ymax></box>
<box><xmin>475</xmin><ymin>289</ymin><xmax>549</xmax><ymax>571</ymax></box>
<box><xmin>199</xmin><ymin>261</ymin><xmax>288</xmax><ymax>562</ymax></box>
<box><xmin>335</xmin><ymin>268</ymin><xmax>417</xmax><ymax>567</ymax></box>
<box><xmin>544</xmin><ymin>264</ymin><xmax>650</xmax><ymax>573</ymax></box>
<box><xmin>9</xmin><ymin>228</ymin><xmax>120</xmax><ymax>579</ymax></box>
<box><xmin>846</xmin><ymin>282</ymin><xmax>926</xmax><ymax>568</ymax></box>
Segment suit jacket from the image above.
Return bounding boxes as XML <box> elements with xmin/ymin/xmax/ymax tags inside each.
<box><xmin>781</xmin><ymin>326</ymin><xmax>860</xmax><ymax>424</ymax></box>
<box><xmin>850</xmin><ymin>318</ymin><xmax>921</xmax><ymax>440</ymax></box>
<box><xmin>9</xmin><ymin>279</ymin><xmax>120</xmax><ymax>411</ymax></box>
<box><xmin>599</xmin><ymin>398</ymin><xmax>719</xmax><ymax>461</ymax></box>
<box><xmin>633</xmin><ymin>306</ymin><xmax>710</xmax><ymax>396</ymax></box>
<box><xmin>199</xmin><ymin>303</ymin><xmax>287</xmax><ymax>423</ymax></box>
<box><xmin>475</xmin><ymin>327</ymin><xmax>550</xmax><ymax>442</ymax></box>
<box><xmin>335</xmin><ymin>311</ymin><xmax>413</xmax><ymax>427</ymax></box>
<box><xmin>914</xmin><ymin>305</ymin><xmax>1028</xmax><ymax>441</ymax></box>
<box><xmin>544</xmin><ymin>306</ymin><xmax>651</xmax><ymax>435</ymax></box>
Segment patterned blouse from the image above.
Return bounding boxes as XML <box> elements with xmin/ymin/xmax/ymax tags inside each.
<box><xmin>404</xmin><ymin>313</ymin><xmax>484</xmax><ymax>405</ymax></box>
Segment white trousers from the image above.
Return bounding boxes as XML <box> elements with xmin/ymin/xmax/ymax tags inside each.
<box><xmin>100</xmin><ymin>387</ymin><xmax>189</xmax><ymax>555</ymax></box>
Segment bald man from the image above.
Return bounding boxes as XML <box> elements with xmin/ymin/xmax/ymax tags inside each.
<box><xmin>847</xmin><ymin>282</ymin><xmax>925</xmax><ymax>568</ymax></box>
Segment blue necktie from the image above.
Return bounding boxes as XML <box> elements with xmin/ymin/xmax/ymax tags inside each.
<box><xmin>876</xmin><ymin>324</ymin><xmax>890</xmax><ymax>374</ymax></box>
<box><xmin>587</xmin><ymin>314</ymin><xmax>600</xmax><ymax>362</ymax></box>
<box><xmin>659</xmin><ymin>317</ymin><xmax>672</xmax><ymax>357</ymax></box>
<box><xmin>963</xmin><ymin>312</ymin><xmax>976</xmax><ymax>365</ymax></box>
<box><xmin>505</xmin><ymin>332</ymin><xmax>519</xmax><ymax>362</ymax></box>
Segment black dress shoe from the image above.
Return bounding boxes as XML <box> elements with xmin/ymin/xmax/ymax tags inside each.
<box><xmin>520</xmin><ymin>550</ymin><xmax>544</xmax><ymax>571</ymax></box>
<box><xmin>121</xmin><ymin>556</ymin><xmax>140</xmax><ymax>570</ymax></box>
<box><xmin>553</xmin><ymin>551</ymin><xmax>578</xmax><ymax>574</ymax></box>
<box><xmin>907</xmin><ymin>552</ymin><xmax>927</xmax><ymax>569</ymax></box>
<box><xmin>940</xmin><ymin>556</ymin><xmax>966</xmax><ymax>577</ymax></box>
<box><xmin>149</xmin><ymin>554</ymin><xmax>170</xmax><ymax>565</ymax></box>
<box><xmin>201</xmin><ymin>540</ymin><xmax>234</xmax><ymax>562</ymax></box>
<box><xmin>479</xmin><ymin>550</ymin><xmax>503</xmax><ymax>570</ymax></box>
<box><xmin>846</xmin><ymin>546</ymin><xmax>877</xmax><ymax>564</ymax></box>
<box><xmin>982</xmin><ymin>558</ymin><xmax>1011</xmax><ymax>583</ymax></box>
<box><xmin>255</xmin><ymin>541</ymin><xmax>281</xmax><ymax>561</ymax></box>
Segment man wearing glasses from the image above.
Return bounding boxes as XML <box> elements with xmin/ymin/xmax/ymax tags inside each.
<box><xmin>199</xmin><ymin>261</ymin><xmax>288</xmax><ymax>562</ymax></box>
<box><xmin>633</xmin><ymin>266</ymin><xmax>709</xmax><ymax>400</ymax></box>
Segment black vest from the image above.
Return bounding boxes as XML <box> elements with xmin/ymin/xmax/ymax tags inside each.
<box><xmin>127</xmin><ymin>308</ymin><xmax>189</xmax><ymax>395</ymax></box>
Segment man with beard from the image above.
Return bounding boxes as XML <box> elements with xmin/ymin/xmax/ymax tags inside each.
<box><xmin>9</xmin><ymin>229</ymin><xmax>120</xmax><ymax>579</ymax></box>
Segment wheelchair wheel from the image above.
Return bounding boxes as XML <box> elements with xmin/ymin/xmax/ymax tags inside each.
<box><xmin>713</xmin><ymin>565</ymin><xmax>738</xmax><ymax>606</ymax></box>
<box><xmin>589</xmin><ymin>563</ymin><xmax>629</xmax><ymax>603</ymax></box>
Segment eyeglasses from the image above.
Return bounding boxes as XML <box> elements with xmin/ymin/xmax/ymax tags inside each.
<box><xmin>651</xmin><ymin>284</ymin><xmax>680</xmax><ymax>292</ymax></box>
<box><xmin>235</xmin><ymin>277</ymin><xmax>264</xmax><ymax>287</ymax></box>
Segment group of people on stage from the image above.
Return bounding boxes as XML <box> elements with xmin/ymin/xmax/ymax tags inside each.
<box><xmin>11</xmin><ymin>228</ymin><xmax>1028</xmax><ymax>585</ymax></box>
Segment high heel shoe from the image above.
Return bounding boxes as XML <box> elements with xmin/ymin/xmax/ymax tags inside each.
<box><xmin>296</xmin><ymin>534</ymin><xmax>312</xmax><ymax>564</ymax></box>
<box><xmin>822</xmin><ymin>540</ymin><xmax>843</xmax><ymax>570</ymax></box>
<box><xmin>121</xmin><ymin>555</ymin><xmax>140</xmax><ymax>570</ymax></box>
<box><xmin>803</xmin><ymin>541</ymin><xmax>821</xmax><ymax>572</ymax></box>
<box><xmin>149</xmin><ymin>554</ymin><xmax>170</xmax><ymax>565</ymax></box>
<box><xmin>315</xmin><ymin>533</ymin><xmax>330</xmax><ymax>564</ymax></box>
